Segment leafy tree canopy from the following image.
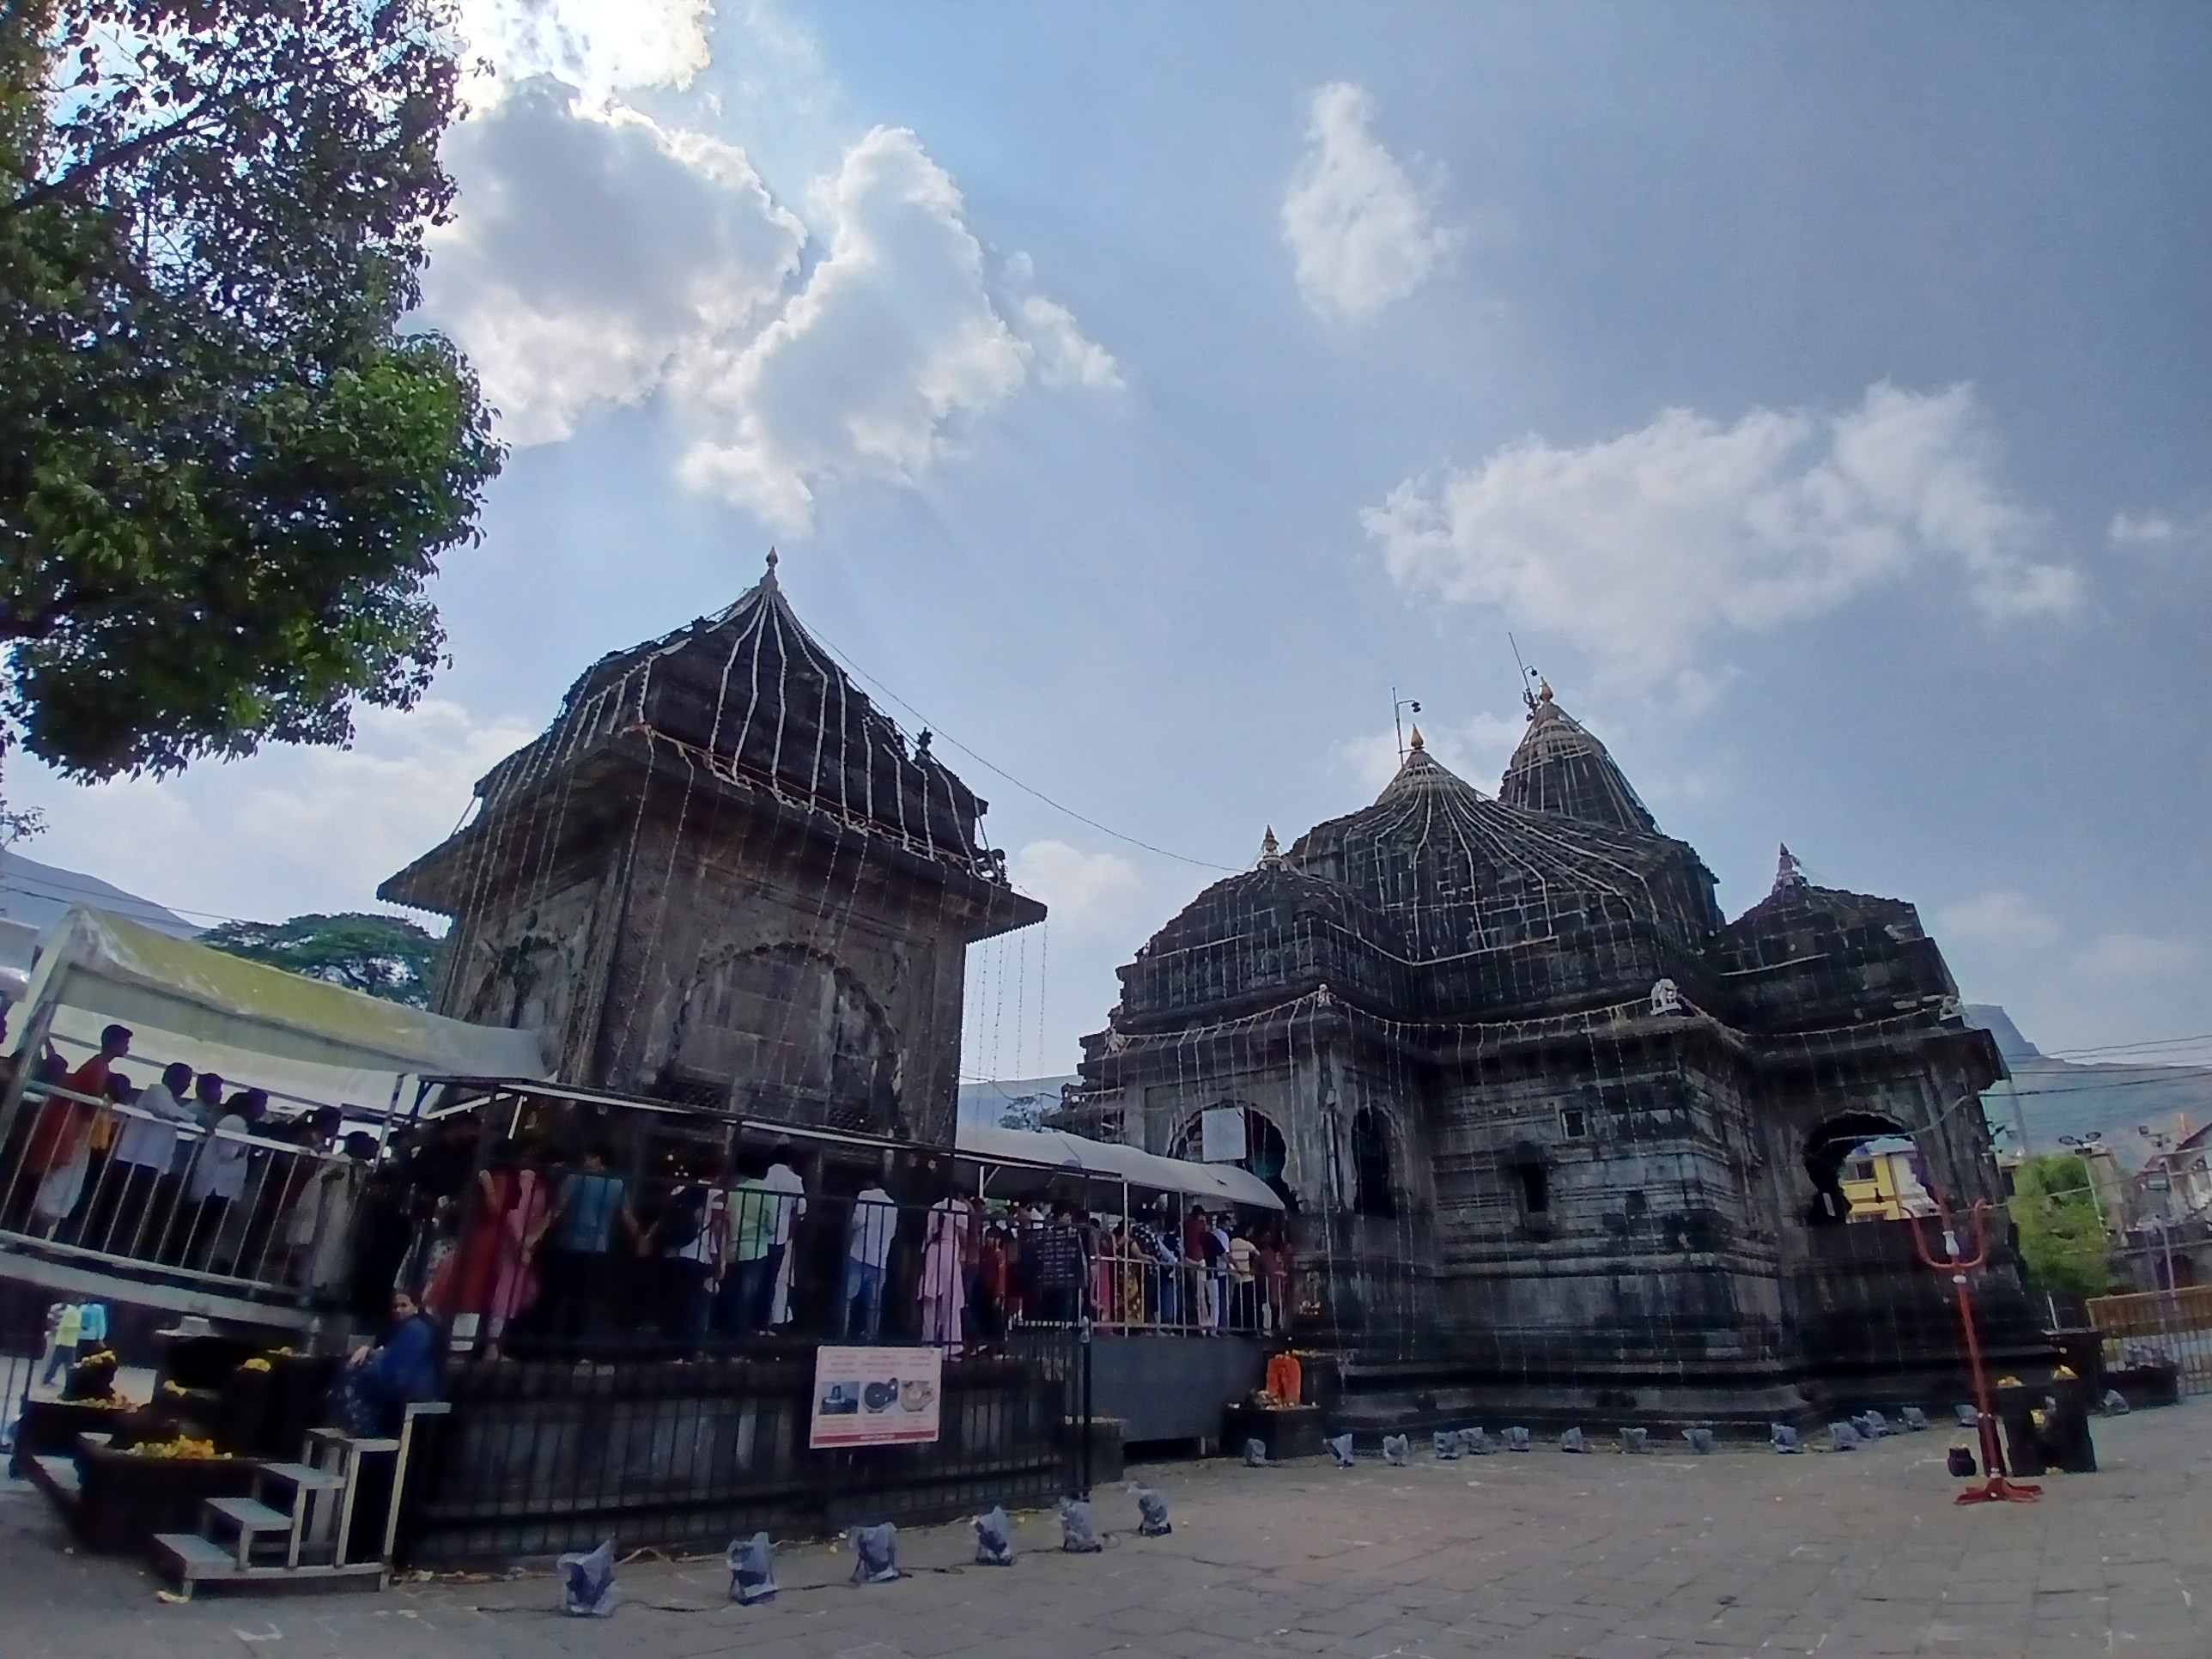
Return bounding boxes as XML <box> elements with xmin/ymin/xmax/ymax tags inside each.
<box><xmin>2007</xmin><ymin>1152</ymin><xmax>2114</xmax><ymax>1302</ymax></box>
<box><xmin>0</xmin><ymin>0</ymin><xmax>500</xmax><ymax>793</ymax></box>
<box><xmin>202</xmin><ymin>910</ymin><xmax>444</xmax><ymax>1006</ymax></box>
<box><xmin>997</xmin><ymin>1097</ymin><xmax>1049</xmax><ymax>1132</ymax></box>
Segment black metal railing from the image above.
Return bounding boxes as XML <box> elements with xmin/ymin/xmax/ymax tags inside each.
<box><xmin>0</xmin><ymin>1083</ymin><xmax>366</xmax><ymax>1303</ymax></box>
<box><xmin>400</xmin><ymin>1323</ymin><xmax>1088</xmax><ymax>1564</ymax></box>
<box><xmin>0</xmin><ymin>1073</ymin><xmax>1292</xmax><ymax>1357</ymax></box>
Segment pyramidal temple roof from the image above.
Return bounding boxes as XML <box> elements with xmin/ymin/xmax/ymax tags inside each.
<box><xmin>388</xmin><ymin>553</ymin><xmax>1008</xmax><ymax>902</ymax></box>
<box><xmin>1498</xmin><ymin>689</ymin><xmax>1660</xmax><ymax>836</ymax></box>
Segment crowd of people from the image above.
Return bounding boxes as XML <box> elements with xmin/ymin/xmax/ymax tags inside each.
<box><xmin>359</xmin><ymin>1124</ymin><xmax>1293</xmax><ymax>1360</ymax></box>
<box><xmin>1</xmin><ymin>1039</ymin><xmax>1295</xmax><ymax>1359</ymax></box>
<box><xmin>0</xmin><ymin>1023</ymin><xmax>376</xmax><ymax>1285</ymax></box>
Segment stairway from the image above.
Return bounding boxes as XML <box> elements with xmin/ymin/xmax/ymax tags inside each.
<box><xmin>152</xmin><ymin>1401</ymin><xmax>447</xmax><ymax>1599</ymax></box>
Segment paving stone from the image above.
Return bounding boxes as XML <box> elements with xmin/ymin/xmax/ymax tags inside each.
<box><xmin>6</xmin><ymin>1400</ymin><xmax>2210</xmax><ymax>1659</ymax></box>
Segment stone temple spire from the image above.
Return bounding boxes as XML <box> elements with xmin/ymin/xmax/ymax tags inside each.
<box><xmin>1498</xmin><ymin>690</ymin><xmax>1660</xmax><ymax>836</ymax></box>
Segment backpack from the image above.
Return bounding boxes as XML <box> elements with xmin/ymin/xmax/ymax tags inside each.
<box><xmin>662</xmin><ymin>1184</ymin><xmax>708</xmax><ymax>1254</ymax></box>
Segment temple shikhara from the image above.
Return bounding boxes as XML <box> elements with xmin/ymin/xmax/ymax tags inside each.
<box><xmin>382</xmin><ymin>551</ymin><xmax>1042</xmax><ymax>1147</ymax></box>
<box><xmin>1060</xmin><ymin>686</ymin><xmax>2045</xmax><ymax>1428</ymax></box>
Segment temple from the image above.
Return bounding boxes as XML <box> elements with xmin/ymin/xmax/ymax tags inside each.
<box><xmin>1061</xmin><ymin>687</ymin><xmax>2046</xmax><ymax>1428</ymax></box>
<box><xmin>382</xmin><ymin>553</ymin><xmax>1042</xmax><ymax>1147</ymax></box>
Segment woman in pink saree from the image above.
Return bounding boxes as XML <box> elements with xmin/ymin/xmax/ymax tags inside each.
<box><xmin>428</xmin><ymin>1141</ymin><xmax>550</xmax><ymax>1360</ymax></box>
<box><xmin>919</xmin><ymin>1191</ymin><xmax>970</xmax><ymax>1351</ymax></box>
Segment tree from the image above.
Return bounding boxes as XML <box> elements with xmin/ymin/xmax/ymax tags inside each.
<box><xmin>203</xmin><ymin>911</ymin><xmax>444</xmax><ymax>1006</ymax></box>
<box><xmin>0</xmin><ymin>1</ymin><xmax>500</xmax><ymax>799</ymax></box>
<box><xmin>997</xmin><ymin>1096</ymin><xmax>1049</xmax><ymax>1132</ymax></box>
<box><xmin>2008</xmin><ymin>1152</ymin><xmax>2114</xmax><ymax>1301</ymax></box>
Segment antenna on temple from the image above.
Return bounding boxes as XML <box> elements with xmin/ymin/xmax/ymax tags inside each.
<box><xmin>1391</xmin><ymin>688</ymin><xmax>1423</xmax><ymax>762</ymax></box>
<box><xmin>1508</xmin><ymin>633</ymin><xmax>1540</xmax><ymax>715</ymax></box>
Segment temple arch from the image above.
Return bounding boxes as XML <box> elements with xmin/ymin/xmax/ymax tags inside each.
<box><xmin>1801</xmin><ymin>1110</ymin><xmax>1911</xmax><ymax>1226</ymax></box>
<box><xmin>1171</xmin><ymin>1103</ymin><xmax>1298</xmax><ymax>1207</ymax></box>
<box><xmin>1351</xmin><ymin>1108</ymin><xmax>1398</xmax><ymax>1218</ymax></box>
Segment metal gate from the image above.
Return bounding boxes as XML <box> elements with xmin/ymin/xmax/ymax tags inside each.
<box><xmin>2086</xmin><ymin>1285</ymin><xmax>2212</xmax><ymax>1395</ymax></box>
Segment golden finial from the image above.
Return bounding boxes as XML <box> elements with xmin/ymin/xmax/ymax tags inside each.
<box><xmin>1537</xmin><ymin>678</ymin><xmax>1553</xmax><ymax>703</ymax></box>
<box><xmin>1408</xmin><ymin>725</ymin><xmax>1425</xmax><ymax>751</ymax></box>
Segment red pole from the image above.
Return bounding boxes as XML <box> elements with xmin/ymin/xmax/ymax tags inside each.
<box><xmin>1908</xmin><ymin>1197</ymin><xmax>2039</xmax><ymax>1505</ymax></box>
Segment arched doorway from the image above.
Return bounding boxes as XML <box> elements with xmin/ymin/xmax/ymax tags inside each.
<box><xmin>1352</xmin><ymin>1109</ymin><xmax>1396</xmax><ymax>1218</ymax></box>
<box><xmin>665</xmin><ymin>944</ymin><xmax>902</xmax><ymax>1134</ymax></box>
<box><xmin>1802</xmin><ymin>1110</ymin><xmax>1911</xmax><ymax>1226</ymax></box>
<box><xmin>1172</xmin><ymin>1105</ymin><xmax>1297</xmax><ymax>1208</ymax></box>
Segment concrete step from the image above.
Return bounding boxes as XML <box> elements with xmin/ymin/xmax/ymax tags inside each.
<box><xmin>155</xmin><ymin>1533</ymin><xmax>388</xmax><ymax>1600</ymax></box>
<box><xmin>155</xmin><ymin>1532</ymin><xmax>240</xmax><ymax>1579</ymax></box>
<box><xmin>260</xmin><ymin>1461</ymin><xmax>345</xmax><ymax>1491</ymax></box>
<box><xmin>207</xmin><ymin>1496</ymin><xmax>294</xmax><ymax>1535</ymax></box>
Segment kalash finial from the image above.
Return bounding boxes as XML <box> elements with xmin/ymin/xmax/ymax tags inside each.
<box><xmin>761</xmin><ymin>546</ymin><xmax>781</xmax><ymax>587</ymax></box>
<box><xmin>1259</xmin><ymin>826</ymin><xmax>1283</xmax><ymax>866</ymax></box>
<box><xmin>1537</xmin><ymin>677</ymin><xmax>1553</xmax><ymax>703</ymax></box>
<box><xmin>1407</xmin><ymin>725</ymin><xmax>1425</xmax><ymax>751</ymax></box>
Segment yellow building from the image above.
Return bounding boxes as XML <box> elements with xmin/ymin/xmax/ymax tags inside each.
<box><xmin>1840</xmin><ymin>1136</ymin><xmax>1935</xmax><ymax>1220</ymax></box>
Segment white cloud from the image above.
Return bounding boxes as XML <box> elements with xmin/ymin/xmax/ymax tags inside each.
<box><xmin>1282</xmin><ymin>82</ymin><xmax>1455</xmax><ymax>321</ymax></box>
<box><xmin>1930</xmin><ymin>893</ymin><xmax>2202</xmax><ymax>1055</ymax></box>
<box><xmin>1010</xmin><ymin>840</ymin><xmax>1143</xmax><ymax>936</ymax></box>
<box><xmin>423</xmin><ymin>82</ymin><xmax>1119</xmax><ymax>525</ymax></box>
<box><xmin>2111</xmin><ymin>511</ymin><xmax>2180</xmax><ymax>545</ymax></box>
<box><xmin>9</xmin><ymin>702</ymin><xmax>535</xmax><ymax>927</ymax></box>
<box><xmin>459</xmin><ymin>0</ymin><xmax>714</xmax><ymax>105</ymax></box>
<box><xmin>2075</xmin><ymin>932</ymin><xmax>2197</xmax><ymax>981</ymax></box>
<box><xmin>1336</xmin><ymin>711</ymin><xmax>1524</xmax><ymax>793</ymax></box>
<box><xmin>2110</xmin><ymin>509</ymin><xmax>2211</xmax><ymax>552</ymax></box>
<box><xmin>1366</xmin><ymin>383</ymin><xmax>2082</xmax><ymax>683</ymax></box>
<box><xmin>1937</xmin><ymin>890</ymin><xmax>2063</xmax><ymax>952</ymax></box>
<box><xmin>422</xmin><ymin>82</ymin><xmax>806</xmax><ymax>446</ymax></box>
<box><xmin>1018</xmin><ymin>295</ymin><xmax>1124</xmax><ymax>392</ymax></box>
<box><xmin>677</xmin><ymin>126</ymin><xmax>1118</xmax><ymax>532</ymax></box>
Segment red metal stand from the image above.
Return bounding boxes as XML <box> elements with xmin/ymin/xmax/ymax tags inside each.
<box><xmin>1906</xmin><ymin>1196</ymin><xmax>2041</xmax><ymax>1505</ymax></box>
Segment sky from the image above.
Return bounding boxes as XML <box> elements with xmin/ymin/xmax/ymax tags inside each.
<box><xmin>13</xmin><ymin>0</ymin><xmax>2210</xmax><ymax>1081</ymax></box>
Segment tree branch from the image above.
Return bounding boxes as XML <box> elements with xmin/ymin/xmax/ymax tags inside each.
<box><xmin>1</xmin><ymin>76</ymin><xmax>265</xmax><ymax>221</ymax></box>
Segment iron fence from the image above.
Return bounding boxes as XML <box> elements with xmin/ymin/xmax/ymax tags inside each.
<box><xmin>0</xmin><ymin>1070</ymin><xmax>1291</xmax><ymax>1361</ymax></box>
<box><xmin>0</xmin><ymin>1279</ymin><xmax>49</xmax><ymax>1455</ymax></box>
<box><xmin>399</xmin><ymin>1323</ymin><xmax>1087</xmax><ymax>1565</ymax></box>
<box><xmin>0</xmin><ymin>1083</ymin><xmax>362</xmax><ymax>1304</ymax></box>
<box><xmin>2086</xmin><ymin>1285</ymin><xmax>2212</xmax><ymax>1396</ymax></box>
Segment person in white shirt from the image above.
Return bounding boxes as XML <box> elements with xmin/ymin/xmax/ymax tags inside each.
<box><xmin>89</xmin><ymin>1061</ymin><xmax>197</xmax><ymax>1255</ymax></box>
<box><xmin>177</xmin><ymin>1088</ymin><xmax>265</xmax><ymax>1271</ymax></box>
<box><xmin>838</xmin><ymin>1179</ymin><xmax>898</xmax><ymax>1342</ymax></box>
<box><xmin>760</xmin><ymin>1142</ymin><xmax>807</xmax><ymax>1328</ymax></box>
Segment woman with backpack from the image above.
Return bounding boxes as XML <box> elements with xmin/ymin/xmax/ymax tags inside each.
<box><xmin>652</xmin><ymin>1157</ymin><xmax>721</xmax><ymax>1358</ymax></box>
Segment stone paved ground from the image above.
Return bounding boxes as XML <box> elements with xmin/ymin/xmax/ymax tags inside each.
<box><xmin>4</xmin><ymin>1398</ymin><xmax>2207</xmax><ymax>1659</ymax></box>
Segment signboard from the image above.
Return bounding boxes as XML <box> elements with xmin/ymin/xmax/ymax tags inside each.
<box><xmin>810</xmin><ymin>1346</ymin><xmax>944</xmax><ymax>1448</ymax></box>
<box><xmin>1200</xmin><ymin>1105</ymin><xmax>1248</xmax><ymax>1164</ymax></box>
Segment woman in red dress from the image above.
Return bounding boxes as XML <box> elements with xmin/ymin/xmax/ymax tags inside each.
<box><xmin>427</xmin><ymin>1140</ymin><xmax>549</xmax><ymax>1358</ymax></box>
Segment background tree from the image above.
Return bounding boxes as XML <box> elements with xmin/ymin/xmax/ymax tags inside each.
<box><xmin>0</xmin><ymin>0</ymin><xmax>500</xmax><ymax>801</ymax></box>
<box><xmin>203</xmin><ymin>912</ymin><xmax>445</xmax><ymax>1007</ymax></box>
<box><xmin>997</xmin><ymin>1097</ymin><xmax>1049</xmax><ymax>1132</ymax></box>
<box><xmin>2007</xmin><ymin>1152</ymin><xmax>2114</xmax><ymax>1301</ymax></box>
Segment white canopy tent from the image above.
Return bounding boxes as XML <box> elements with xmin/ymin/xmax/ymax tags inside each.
<box><xmin>955</xmin><ymin>1121</ymin><xmax>1285</xmax><ymax>1212</ymax></box>
<box><xmin>3</xmin><ymin>907</ymin><xmax>550</xmax><ymax>1113</ymax></box>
